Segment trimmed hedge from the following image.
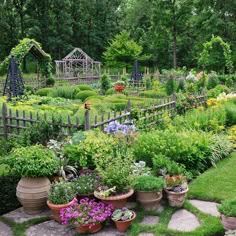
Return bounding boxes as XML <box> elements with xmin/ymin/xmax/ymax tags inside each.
<box><xmin>0</xmin><ymin>176</ymin><xmax>21</xmax><ymax>214</ymax></box>
<box><xmin>74</xmin><ymin>90</ymin><xmax>98</xmax><ymax>102</ymax></box>
<box><xmin>35</xmin><ymin>88</ymin><xmax>53</xmax><ymax>96</ymax></box>
<box><xmin>75</xmin><ymin>84</ymin><xmax>93</xmax><ymax>91</ymax></box>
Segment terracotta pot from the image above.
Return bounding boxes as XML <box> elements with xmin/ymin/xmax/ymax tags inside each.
<box><xmin>16</xmin><ymin>177</ymin><xmax>51</xmax><ymax>214</ymax></box>
<box><xmin>114</xmin><ymin>84</ymin><xmax>125</xmax><ymax>93</ymax></box>
<box><xmin>47</xmin><ymin>199</ymin><xmax>74</xmax><ymax>223</ymax></box>
<box><xmin>75</xmin><ymin>223</ymin><xmax>102</xmax><ymax>233</ymax></box>
<box><xmin>136</xmin><ymin>190</ymin><xmax>162</xmax><ymax>211</ymax></box>
<box><xmin>221</xmin><ymin>214</ymin><xmax>236</xmax><ymax>230</ymax></box>
<box><xmin>164</xmin><ymin>188</ymin><xmax>189</xmax><ymax>207</ymax></box>
<box><xmin>112</xmin><ymin>210</ymin><xmax>136</xmax><ymax>232</ymax></box>
<box><xmin>94</xmin><ymin>189</ymin><xmax>134</xmax><ymax>209</ymax></box>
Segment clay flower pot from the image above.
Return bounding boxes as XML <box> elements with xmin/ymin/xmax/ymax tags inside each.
<box><xmin>94</xmin><ymin>189</ymin><xmax>134</xmax><ymax>209</ymax></box>
<box><xmin>112</xmin><ymin>210</ymin><xmax>136</xmax><ymax>232</ymax></box>
<box><xmin>221</xmin><ymin>214</ymin><xmax>236</xmax><ymax>230</ymax></box>
<box><xmin>16</xmin><ymin>177</ymin><xmax>51</xmax><ymax>214</ymax></box>
<box><xmin>114</xmin><ymin>84</ymin><xmax>125</xmax><ymax>93</ymax></box>
<box><xmin>164</xmin><ymin>188</ymin><xmax>189</xmax><ymax>207</ymax></box>
<box><xmin>47</xmin><ymin>199</ymin><xmax>75</xmax><ymax>223</ymax></box>
<box><xmin>136</xmin><ymin>190</ymin><xmax>162</xmax><ymax>211</ymax></box>
<box><xmin>75</xmin><ymin>223</ymin><xmax>102</xmax><ymax>233</ymax></box>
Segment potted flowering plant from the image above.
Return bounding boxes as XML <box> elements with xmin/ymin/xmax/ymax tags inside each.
<box><xmin>60</xmin><ymin>198</ymin><xmax>113</xmax><ymax>234</ymax></box>
<box><xmin>164</xmin><ymin>174</ymin><xmax>188</xmax><ymax>207</ymax></box>
<box><xmin>114</xmin><ymin>80</ymin><xmax>126</xmax><ymax>93</ymax></box>
<box><xmin>111</xmin><ymin>207</ymin><xmax>136</xmax><ymax>232</ymax></box>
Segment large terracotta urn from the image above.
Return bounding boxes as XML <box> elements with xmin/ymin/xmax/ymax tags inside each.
<box><xmin>16</xmin><ymin>177</ymin><xmax>51</xmax><ymax>214</ymax></box>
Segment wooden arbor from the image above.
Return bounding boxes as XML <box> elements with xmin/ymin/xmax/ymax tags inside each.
<box><xmin>55</xmin><ymin>48</ymin><xmax>101</xmax><ymax>80</ymax></box>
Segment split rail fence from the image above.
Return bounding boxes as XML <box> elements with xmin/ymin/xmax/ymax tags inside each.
<box><xmin>0</xmin><ymin>93</ymin><xmax>207</xmax><ymax>138</ymax></box>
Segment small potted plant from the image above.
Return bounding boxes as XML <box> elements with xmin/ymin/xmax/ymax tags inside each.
<box><xmin>114</xmin><ymin>80</ymin><xmax>126</xmax><ymax>93</ymax></box>
<box><xmin>3</xmin><ymin>145</ymin><xmax>59</xmax><ymax>214</ymax></box>
<box><xmin>94</xmin><ymin>150</ymin><xmax>134</xmax><ymax>209</ymax></box>
<box><xmin>218</xmin><ymin>199</ymin><xmax>236</xmax><ymax>230</ymax></box>
<box><xmin>134</xmin><ymin>175</ymin><xmax>164</xmax><ymax>210</ymax></box>
<box><xmin>111</xmin><ymin>207</ymin><xmax>136</xmax><ymax>232</ymax></box>
<box><xmin>73</xmin><ymin>172</ymin><xmax>100</xmax><ymax>200</ymax></box>
<box><xmin>164</xmin><ymin>174</ymin><xmax>188</xmax><ymax>207</ymax></box>
<box><xmin>47</xmin><ymin>181</ymin><xmax>76</xmax><ymax>223</ymax></box>
<box><xmin>60</xmin><ymin>198</ymin><xmax>113</xmax><ymax>234</ymax></box>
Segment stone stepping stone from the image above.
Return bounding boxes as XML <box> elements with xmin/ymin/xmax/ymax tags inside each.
<box><xmin>140</xmin><ymin>216</ymin><xmax>160</xmax><ymax>226</ymax></box>
<box><xmin>189</xmin><ymin>200</ymin><xmax>220</xmax><ymax>217</ymax></box>
<box><xmin>168</xmin><ymin>209</ymin><xmax>200</xmax><ymax>232</ymax></box>
<box><xmin>0</xmin><ymin>221</ymin><xmax>13</xmax><ymax>236</ymax></box>
<box><xmin>3</xmin><ymin>207</ymin><xmax>52</xmax><ymax>223</ymax></box>
<box><xmin>89</xmin><ymin>225</ymin><xmax>126</xmax><ymax>236</ymax></box>
<box><xmin>26</xmin><ymin>220</ymin><xmax>76</xmax><ymax>236</ymax></box>
<box><xmin>138</xmin><ymin>233</ymin><xmax>155</xmax><ymax>236</ymax></box>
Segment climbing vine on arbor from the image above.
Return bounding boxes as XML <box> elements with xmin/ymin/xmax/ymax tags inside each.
<box><xmin>198</xmin><ymin>36</ymin><xmax>233</xmax><ymax>73</ymax></box>
<box><xmin>0</xmin><ymin>38</ymin><xmax>52</xmax><ymax>77</ymax></box>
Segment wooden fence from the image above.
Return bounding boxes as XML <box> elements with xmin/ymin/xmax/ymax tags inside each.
<box><xmin>0</xmin><ymin>92</ymin><xmax>207</xmax><ymax>138</ymax></box>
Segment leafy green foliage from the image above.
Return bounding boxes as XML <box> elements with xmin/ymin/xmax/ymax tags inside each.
<box><xmin>133</xmin><ymin>175</ymin><xmax>164</xmax><ymax>191</ymax></box>
<box><xmin>3</xmin><ymin>145</ymin><xmax>59</xmax><ymax>177</ymax></box>
<box><xmin>165</xmin><ymin>76</ymin><xmax>177</xmax><ymax>96</ymax></box>
<box><xmin>75</xmin><ymin>84</ymin><xmax>93</xmax><ymax>91</ymax></box>
<box><xmin>103</xmin><ymin>31</ymin><xmax>149</xmax><ymax>68</ymax></box>
<box><xmin>0</xmin><ymin>38</ymin><xmax>52</xmax><ymax>76</ymax></box>
<box><xmin>46</xmin><ymin>77</ymin><xmax>55</xmax><ymax>87</ymax></box>
<box><xmin>47</xmin><ymin>181</ymin><xmax>75</xmax><ymax>204</ymax></box>
<box><xmin>100</xmin><ymin>74</ymin><xmax>112</xmax><ymax>94</ymax></box>
<box><xmin>74</xmin><ymin>90</ymin><xmax>98</xmax><ymax>102</ymax></box>
<box><xmin>207</xmin><ymin>85</ymin><xmax>230</xmax><ymax>98</ymax></box>
<box><xmin>218</xmin><ymin>199</ymin><xmax>236</xmax><ymax>217</ymax></box>
<box><xmin>36</xmin><ymin>88</ymin><xmax>54</xmax><ymax>96</ymax></box>
<box><xmin>112</xmin><ymin>208</ymin><xmax>134</xmax><ymax>221</ymax></box>
<box><xmin>48</xmin><ymin>86</ymin><xmax>77</xmax><ymax>99</ymax></box>
<box><xmin>139</xmin><ymin>89</ymin><xmax>166</xmax><ymax>98</ymax></box>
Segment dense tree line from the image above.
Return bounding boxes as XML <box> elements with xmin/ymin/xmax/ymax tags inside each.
<box><xmin>0</xmin><ymin>0</ymin><xmax>236</xmax><ymax>71</ymax></box>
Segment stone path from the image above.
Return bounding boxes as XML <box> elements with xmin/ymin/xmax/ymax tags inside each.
<box><xmin>0</xmin><ymin>199</ymin><xmax>221</xmax><ymax>236</ymax></box>
<box><xmin>168</xmin><ymin>209</ymin><xmax>200</xmax><ymax>232</ymax></box>
<box><xmin>0</xmin><ymin>221</ymin><xmax>13</xmax><ymax>236</ymax></box>
<box><xmin>189</xmin><ymin>199</ymin><xmax>220</xmax><ymax>217</ymax></box>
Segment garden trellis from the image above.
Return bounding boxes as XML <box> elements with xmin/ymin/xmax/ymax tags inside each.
<box><xmin>55</xmin><ymin>48</ymin><xmax>101</xmax><ymax>80</ymax></box>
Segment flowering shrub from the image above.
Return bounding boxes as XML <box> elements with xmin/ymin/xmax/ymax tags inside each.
<box><xmin>104</xmin><ymin>120</ymin><xmax>136</xmax><ymax>135</ymax></box>
<box><xmin>60</xmin><ymin>198</ymin><xmax>113</xmax><ymax>227</ymax></box>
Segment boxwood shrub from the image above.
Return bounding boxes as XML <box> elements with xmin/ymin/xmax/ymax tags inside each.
<box><xmin>75</xmin><ymin>84</ymin><xmax>93</xmax><ymax>91</ymax></box>
<box><xmin>74</xmin><ymin>90</ymin><xmax>98</xmax><ymax>102</ymax></box>
<box><xmin>35</xmin><ymin>88</ymin><xmax>53</xmax><ymax>96</ymax></box>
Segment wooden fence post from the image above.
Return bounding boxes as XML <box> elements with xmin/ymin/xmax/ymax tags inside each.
<box><xmin>127</xmin><ymin>99</ymin><xmax>132</xmax><ymax>120</ymax></box>
<box><xmin>2</xmin><ymin>103</ymin><xmax>8</xmax><ymax>138</ymax></box>
<box><xmin>84</xmin><ymin>109</ymin><xmax>90</xmax><ymax>130</ymax></box>
<box><xmin>172</xmin><ymin>93</ymin><xmax>177</xmax><ymax>109</ymax></box>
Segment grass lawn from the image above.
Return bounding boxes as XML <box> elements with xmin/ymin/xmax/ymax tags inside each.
<box><xmin>189</xmin><ymin>152</ymin><xmax>236</xmax><ymax>202</ymax></box>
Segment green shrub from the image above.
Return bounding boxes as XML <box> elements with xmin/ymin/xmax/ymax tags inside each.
<box><xmin>25</xmin><ymin>85</ymin><xmax>35</xmax><ymax>94</ymax></box>
<box><xmin>46</xmin><ymin>77</ymin><xmax>55</xmax><ymax>87</ymax></box>
<box><xmin>133</xmin><ymin>129</ymin><xmax>212</xmax><ymax>175</ymax></box>
<box><xmin>208</xmin><ymin>84</ymin><xmax>230</xmax><ymax>98</ymax></box>
<box><xmin>223</xmin><ymin>102</ymin><xmax>236</xmax><ymax>126</ymax></box>
<box><xmin>49</xmin><ymin>86</ymin><xmax>77</xmax><ymax>99</ymax></box>
<box><xmin>139</xmin><ymin>90</ymin><xmax>166</xmax><ymax>98</ymax></box>
<box><xmin>105</xmin><ymin>87</ymin><xmax>116</xmax><ymax>95</ymax></box>
<box><xmin>76</xmin><ymin>84</ymin><xmax>93</xmax><ymax>91</ymax></box>
<box><xmin>100</xmin><ymin>74</ymin><xmax>112</xmax><ymax>94</ymax></box>
<box><xmin>36</xmin><ymin>88</ymin><xmax>53</xmax><ymax>96</ymax></box>
<box><xmin>0</xmin><ymin>175</ymin><xmax>21</xmax><ymax>214</ymax></box>
<box><xmin>3</xmin><ymin>145</ymin><xmax>59</xmax><ymax>177</ymax></box>
<box><xmin>218</xmin><ymin>199</ymin><xmax>236</xmax><ymax>217</ymax></box>
<box><xmin>64</xmin><ymin>130</ymin><xmax>114</xmax><ymax>169</ymax></box>
<box><xmin>207</xmin><ymin>73</ymin><xmax>219</xmax><ymax>89</ymax></box>
<box><xmin>174</xmin><ymin>106</ymin><xmax>226</xmax><ymax>133</ymax></box>
<box><xmin>133</xmin><ymin>175</ymin><xmax>164</xmax><ymax>191</ymax></box>
<box><xmin>110</xmin><ymin>102</ymin><xmax>127</xmax><ymax>111</ymax></box>
<box><xmin>165</xmin><ymin>76</ymin><xmax>177</xmax><ymax>95</ymax></box>
<box><xmin>74</xmin><ymin>90</ymin><xmax>98</xmax><ymax>102</ymax></box>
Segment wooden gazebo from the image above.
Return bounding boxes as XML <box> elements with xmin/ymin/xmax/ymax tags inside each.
<box><xmin>55</xmin><ymin>48</ymin><xmax>101</xmax><ymax>80</ymax></box>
